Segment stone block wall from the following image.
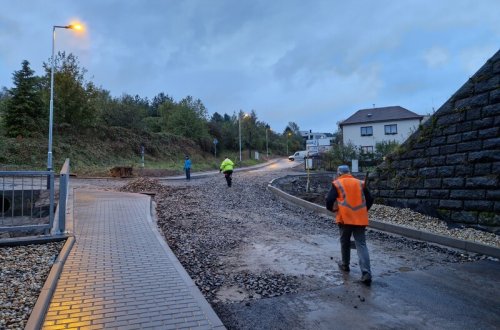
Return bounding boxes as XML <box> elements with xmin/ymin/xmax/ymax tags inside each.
<box><xmin>370</xmin><ymin>50</ymin><xmax>500</xmax><ymax>231</ymax></box>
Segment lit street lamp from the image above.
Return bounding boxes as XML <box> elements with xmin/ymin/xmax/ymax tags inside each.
<box><xmin>47</xmin><ymin>23</ymin><xmax>83</xmax><ymax>180</ymax></box>
<box><xmin>238</xmin><ymin>113</ymin><xmax>249</xmax><ymax>162</ymax></box>
<box><xmin>286</xmin><ymin>132</ymin><xmax>292</xmax><ymax>155</ymax></box>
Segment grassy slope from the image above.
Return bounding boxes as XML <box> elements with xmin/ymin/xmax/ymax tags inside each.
<box><xmin>0</xmin><ymin>126</ymin><xmax>266</xmax><ymax>176</ymax></box>
<box><xmin>0</xmin><ymin>126</ymin><xmax>211</xmax><ymax>176</ymax></box>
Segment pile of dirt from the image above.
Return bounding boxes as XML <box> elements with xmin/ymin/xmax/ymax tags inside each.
<box><xmin>119</xmin><ymin>177</ymin><xmax>173</xmax><ymax>195</ymax></box>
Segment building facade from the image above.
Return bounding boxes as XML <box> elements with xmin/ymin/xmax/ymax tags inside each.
<box><xmin>340</xmin><ymin>106</ymin><xmax>424</xmax><ymax>152</ymax></box>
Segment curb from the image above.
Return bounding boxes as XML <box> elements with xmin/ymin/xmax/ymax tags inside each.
<box><xmin>267</xmin><ymin>181</ymin><xmax>500</xmax><ymax>259</ymax></box>
<box><xmin>24</xmin><ymin>235</ymin><xmax>76</xmax><ymax>330</ymax></box>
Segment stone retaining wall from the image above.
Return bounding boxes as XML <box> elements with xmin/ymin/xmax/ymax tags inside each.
<box><xmin>369</xmin><ymin>50</ymin><xmax>500</xmax><ymax>232</ymax></box>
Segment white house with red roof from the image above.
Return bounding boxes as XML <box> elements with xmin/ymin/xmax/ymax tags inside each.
<box><xmin>340</xmin><ymin>106</ymin><xmax>425</xmax><ymax>153</ymax></box>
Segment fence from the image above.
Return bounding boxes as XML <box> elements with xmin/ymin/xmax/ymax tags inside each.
<box><xmin>0</xmin><ymin>159</ymin><xmax>70</xmax><ymax>237</ymax></box>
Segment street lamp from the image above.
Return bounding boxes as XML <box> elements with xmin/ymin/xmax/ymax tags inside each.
<box><xmin>47</xmin><ymin>23</ymin><xmax>83</xmax><ymax>179</ymax></box>
<box><xmin>238</xmin><ymin>113</ymin><xmax>249</xmax><ymax>162</ymax></box>
<box><xmin>286</xmin><ymin>132</ymin><xmax>292</xmax><ymax>155</ymax></box>
<box><xmin>265</xmin><ymin>125</ymin><xmax>270</xmax><ymax>158</ymax></box>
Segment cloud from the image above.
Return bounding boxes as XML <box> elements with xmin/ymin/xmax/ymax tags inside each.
<box><xmin>422</xmin><ymin>47</ymin><xmax>450</xmax><ymax>68</ymax></box>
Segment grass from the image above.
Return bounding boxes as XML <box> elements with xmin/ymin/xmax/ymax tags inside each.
<box><xmin>0</xmin><ymin>127</ymin><xmax>271</xmax><ymax>176</ymax></box>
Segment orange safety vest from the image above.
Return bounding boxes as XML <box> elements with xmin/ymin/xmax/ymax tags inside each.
<box><xmin>332</xmin><ymin>174</ymin><xmax>369</xmax><ymax>226</ymax></box>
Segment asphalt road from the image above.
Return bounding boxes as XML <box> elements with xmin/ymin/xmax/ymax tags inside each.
<box><xmin>217</xmin><ymin>159</ymin><xmax>500</xmax><ymax>330</ymax></box>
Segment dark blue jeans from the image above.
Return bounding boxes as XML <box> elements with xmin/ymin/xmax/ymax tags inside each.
<box><xmin>185</xmin><ymin>168</ymin><xmax>191</xmax><ymax>180</ymax></box>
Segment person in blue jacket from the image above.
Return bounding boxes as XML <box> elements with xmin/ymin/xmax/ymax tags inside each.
<box><xmin>184</xmin><ymin>155</ymin><xmax>192</xmax><ymax>180</ymax></box>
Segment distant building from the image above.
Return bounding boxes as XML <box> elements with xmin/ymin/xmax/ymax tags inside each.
<box><xmin>340</xmin><ymin>106</ymin><xmax>424</xmax><ymax>153</ymax></box>
<box><xmin>300</xmin><ymin>130</ymin><xmax>333</xmax><ymax>154</ymax></box>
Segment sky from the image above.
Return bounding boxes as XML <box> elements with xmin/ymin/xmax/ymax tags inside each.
<box><xmin>1</xmin><ymin>0</ymin><xmax>499</xmax><ymax>134</ymax></box>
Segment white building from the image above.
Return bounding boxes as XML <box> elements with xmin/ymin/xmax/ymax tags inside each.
<box><xmin>340</xmin><ymin>106</ymin><xmax>424</xmax><ymax>153</ymax></box>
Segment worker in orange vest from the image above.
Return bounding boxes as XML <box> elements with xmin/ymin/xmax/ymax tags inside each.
<box><xmin>326</xmin><ymin>165</ymin><xmax>374</xmax><ymax>285</ymax></box>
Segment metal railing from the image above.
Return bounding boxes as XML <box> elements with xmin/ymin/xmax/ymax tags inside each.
<box><xmin>0</xmin><ymin>159</ymin><xmax>70</xmax><ymax>237</ymax></box>
<box><xmin>0</xmin><ymin>171</ymin><xmax>54</xmax><ymax>235</ymax></box>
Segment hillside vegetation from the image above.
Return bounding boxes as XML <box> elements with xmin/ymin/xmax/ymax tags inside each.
<box><xmin>0</xmin><ymin>53</ymin><xmax>305</xmax><ymax>176</ymax></box>
<box><xmin>0</xmin><ymin>126</ymin><xmax>216</xmax><ymax>176</ymax></box>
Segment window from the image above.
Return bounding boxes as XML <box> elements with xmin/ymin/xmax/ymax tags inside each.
<box><xmin>360</xmin><ymin>146</ymin><xmax>374</xmax><ymax>153</ymax></box>
<box><xmin>385</xmin><ymin>124</ymin><xmax>397</xmax><ymax>135</ymax></box>
<box><xmin>360</xmin><ymin>126</ymin><xmax>373</xmax><ymax>136</ymax></box>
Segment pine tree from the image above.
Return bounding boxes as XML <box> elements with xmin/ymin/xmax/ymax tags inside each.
<box><xmin>4</xmin><ymin>60</ymin><xmax>44</xmax><ymax>137</ymax></box>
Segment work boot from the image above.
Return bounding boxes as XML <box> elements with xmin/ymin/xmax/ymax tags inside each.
<box><xmin>361</xmin><ymin>273</ymin><xmax>372</xmax><ymax>286</ymax></box>
<box><xmin>337</xmin><ymin>261</ymin><xmax>350</xmax><ymax>272</ymax></box>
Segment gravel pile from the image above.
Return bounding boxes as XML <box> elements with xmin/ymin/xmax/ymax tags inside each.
<box><xmin>0</xmin><ymin>241</ymin><xmax>64</xmax><ymax>330</ymax></box>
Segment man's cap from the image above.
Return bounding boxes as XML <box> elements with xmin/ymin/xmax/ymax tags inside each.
<box><xmin>337</xmin><ymin>165</ymin><xmax>350</xmax><ymax>174</ymax></box>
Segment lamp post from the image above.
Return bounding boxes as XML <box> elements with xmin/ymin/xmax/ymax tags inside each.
<box><xmin>47</xmin><ymin>23</ymin><xmax>82</xmax><ymax>181</ymax></box>
<box><xmin>238</xmin><ymin>113</ymin><xmax>248</xmax><ymax>162</ymax></box>
<box><xmin>286</xmin><ymin>132</ymin><xmax>291</xmax><ymax>155</ymax></box>
<box><xmin>266</xmin><ymin>127</ymin><xmax>269</xmax><ymax>158</ymax></box>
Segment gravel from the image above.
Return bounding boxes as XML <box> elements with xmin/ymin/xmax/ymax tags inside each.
<box><xmin>120</xmin><ymin>171</ymin><xmax>496</xmax><ymax>328</ymax></box>
<box><xmin>0</xmin><ymin>241</ymin><xmax>64</xmax><ymax>330</ymax></box>
<box><xmin>1</xmin><ymin>168</ymin><xmax>498</xmax><ymax>329</ymax></box>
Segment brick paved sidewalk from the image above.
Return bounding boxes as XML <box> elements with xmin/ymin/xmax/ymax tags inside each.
<box><xmin>42</xmin><ymin>189</ymin><xmax>225</xmax><ymax>329</ymax></box>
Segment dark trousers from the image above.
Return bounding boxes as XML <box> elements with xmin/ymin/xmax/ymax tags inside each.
<box><xmin>223</xmin><ymin>170</ymin><xmax>233</xmax><ymax>187</ymax></box>
<box><xmin>185</xmin><ymin>168</ymin><xmax>191</xmax><ymax>180</ymax></box>
<box><xmin>339</xmin><ymin>224</ymin><xmax>371</xmax><ymax>276</ymax></box>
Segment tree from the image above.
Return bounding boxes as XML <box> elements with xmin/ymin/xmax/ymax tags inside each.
<box><xmin>327</xmin><ymin>141</ymin><xmax>358</xmax><ymax>169</ymax></box>
<box><xmin>160</xmin><ymin>96</ymin><xmax>211</xmax><ymax>150</ymax></box>
<box><xmin>4</xmin><ymin>60</ymin><xmax>44</xmax><ymax>137</ymax></box>
<box><xmin>101</xmin><ymin>93</ymin><xmax>149</xmax><ymax>130</ymax></box>
<box><xmin>150</xmin><ymin>92</ymin><xmax>173</xmax><ymax>117</ymax></box>
<box><xmin>42</xmin><ymin>52</ymin><xmax>98</xmax><ymax>128</ymax></box>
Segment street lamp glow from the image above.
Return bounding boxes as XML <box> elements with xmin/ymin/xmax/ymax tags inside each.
<box><xmin>47</xmin><ymin>22</ymin><xmax>84</xmax><ymax>180</ymax></box>
<box><xmin>69</xmin><ymin>24</ymin><xmax>83</xmax><ymax>31</ymax></box>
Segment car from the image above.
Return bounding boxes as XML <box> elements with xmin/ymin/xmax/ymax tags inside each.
<box><xmin>288</xmin><ymin>150</ymin><xmax>308</xmax><ymax>161</ymax></box>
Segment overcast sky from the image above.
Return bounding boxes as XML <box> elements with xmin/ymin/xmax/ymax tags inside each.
<box><xmin>1</xmin><ymin>0</ymin><xmax>499</xmax><ymax>133</ymax></box>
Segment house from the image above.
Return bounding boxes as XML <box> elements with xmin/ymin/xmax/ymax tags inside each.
<box><xmin>300</xmin><ymin>130</ymin><xmax>333</xmax><ymax>154</ymax></box>
<box><xmin>340</xmin><ymin>106</ymin><xmax>424</xmax><ymax>153</ymax></box>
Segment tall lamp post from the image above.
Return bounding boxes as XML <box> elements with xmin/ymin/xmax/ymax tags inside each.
<box><xmin>286</xmin><ymin>132</ymin><xmax>291</xmax><ymax>155</ymax></box>
<box><xmin>238</xmin><ymin>113</ymin><xmax>249</xmax><ymax>162</ymax></box>
<box><xmin>48</xmin><ymin>23</ymin><xmax>82</xmax><ymax>179</ymax></box>
<box><xmin>265</xmin><ymin>125</ymin><xmax>270</xmax><ymax>158</ymax></box>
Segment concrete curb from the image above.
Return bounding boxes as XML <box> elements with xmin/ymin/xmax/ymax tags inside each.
<box><xmin>267</xmin><ymin>180</ymin><xmax>500</xmax><ymax>259</ymax></box>
<box><xmin>24</xmin><ymin>235</ymin><xmax>75</xmax><ymax>330</ymax></box>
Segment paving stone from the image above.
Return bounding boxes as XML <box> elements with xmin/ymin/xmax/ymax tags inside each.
<box><xmin>42</xmin><ymin>190</ymin><xmax>224</xmax><ymax>329</ymax></box>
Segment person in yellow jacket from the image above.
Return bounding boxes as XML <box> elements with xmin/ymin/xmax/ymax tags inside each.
<box><xmin>219</xmin><ymin>157</ymin><xmax>235</xmax><ymax>187</ymax></box>
<box><xmin>326</xmin><ymin>165</ymin><xmax>374</xmax><ymax>285</ymax></box>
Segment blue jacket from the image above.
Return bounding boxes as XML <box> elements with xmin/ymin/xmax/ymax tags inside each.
<box><xmin>184</xmin><ymin>159</ymin><xmax>191</xmax><ymax>169</ymax></box>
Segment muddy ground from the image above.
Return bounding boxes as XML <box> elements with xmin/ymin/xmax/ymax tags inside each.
<box><xmin>119</xmin><ymin>167</ymin><xmax>488</xmax><ymax>329</ymax></box>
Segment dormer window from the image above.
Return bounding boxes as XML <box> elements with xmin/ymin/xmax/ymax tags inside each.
<box><xmin>360</xmin><ymin>126</ymin><xmax>373</xmax><ymax>136</ymax></box>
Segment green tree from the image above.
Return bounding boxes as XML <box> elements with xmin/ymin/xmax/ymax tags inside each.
<box><xmin>160</xmin><ymin>96</ymin><xmax>211</xmax><ymax>150</ymax></box>
<box><xmin>101</xmin><ymin>94</ymin><xmax>149</xmax><ymax>130</ymax></box>
<box><xmin>42</xmin><ymin>52</ymin><xmax>98</xmax><ymax>128</ymax></box>
<box><xmin>327</xmin><ymin>141</ymin><xmax>358</xmax><ymax>169</ymax></box>
<box><xmin>4</xmin><ymin>60</ymin><xmax>44</xmax><ymax>137</ymax></box>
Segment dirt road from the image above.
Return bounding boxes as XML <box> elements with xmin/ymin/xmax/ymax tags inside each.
<box><xmin>119</xmin><ymin>160</ymin><xmax>499</xmax><ymax>330</ymax></box>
